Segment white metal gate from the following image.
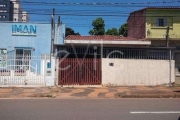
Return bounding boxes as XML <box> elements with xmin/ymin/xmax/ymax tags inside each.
<box><xmin>0</xmin><ymin>54</ymin><xmax>50</xmax><ymax>86</ymax></box>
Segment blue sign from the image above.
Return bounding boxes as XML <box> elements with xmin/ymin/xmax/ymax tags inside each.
<box><xmin>47</xmin><ymin>62</ymin><xmax>51</xmax><ymax>68</ymax></box>
<box><xmin>12</xmin><ymin>25</ymin><xmax>37</xmax><ymax>36</ymax></box>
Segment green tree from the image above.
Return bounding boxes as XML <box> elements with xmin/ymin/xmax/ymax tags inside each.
<box><xmin>105</xmin><ymin>28</ymin><xmax>119</xmax><ymax>36</ymax></box>
<box><xmin>119</xmin><ymin>23</ymin><xmax>127</xmax><ymax>37</ymax></box>
<box><xmin>89</xmin><ymin>17</ymin><xmax>105</xmax><ymax>35</ymax></box>
<box><xmin>65</xmin><ymin>27</ymin><xmax>80</xmax><ymax>37</ymax></box>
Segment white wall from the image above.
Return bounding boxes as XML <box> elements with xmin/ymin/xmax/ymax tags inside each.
<box><xmin>102</xmin><ymin>59</ymin><xmax>175</xmax><ymax>86</ymax></box>
<box><xmin>44</xmin><ymin>56</ymin><xmax>55</xmax><ymax>87</ymax></box>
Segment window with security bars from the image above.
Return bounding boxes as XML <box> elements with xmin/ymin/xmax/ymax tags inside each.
<box><xmin>156</xmin><ymin>18</ymin><xmax>167</xmax><ymax>27</ymax></box>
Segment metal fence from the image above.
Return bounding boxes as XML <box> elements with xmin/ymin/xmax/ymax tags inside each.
<box><xmin>56</xmin><ymin>46</ymin><xmax>172</xmax><ymax>60</ymax></box>
<box><xmin>59</xmin><ymin>58</ymin><xmax>101</xmax><ymax>85</ymax></box>
<box><xmin>103</xmin><ymin>48</ymin><xmax>171</xmax><ymax>60</ymax></box>
<box><xmin>0</xmin><ymin>54</ymin><xmax>49</xmax><ymax>86</ymax></box>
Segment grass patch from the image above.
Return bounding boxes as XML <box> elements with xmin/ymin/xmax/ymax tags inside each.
<box><xmin>39</xmin><ymin>94</ymin><xmax>53</xmax><ymax>98</ymax></box>
<box><xmin>174</xmin><ymin>84</ymin><xmax>180</xmax><ymax>87</ymax></box>
<box><xmin>51</xmin><ymin>90</ymin><xmax>59</xmax><ymax>93</ymax></box>
<box><xmin>46</xmin><ymin>94</ymin><xmax>52</xmax><ymax>97</ymax></box>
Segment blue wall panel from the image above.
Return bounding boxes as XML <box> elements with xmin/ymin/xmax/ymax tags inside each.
<box><xmin>0</xmin><ymin>22</ymin><xmax>65</xmax><ymax>56</ymax></box>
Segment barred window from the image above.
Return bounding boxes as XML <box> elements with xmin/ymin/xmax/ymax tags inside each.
<box><xmin>156</xmin><ymin>18</ymin><xmax>167</xmax><ymax>27</ymax></box>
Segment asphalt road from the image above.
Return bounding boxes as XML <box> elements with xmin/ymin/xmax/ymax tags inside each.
<box><xmin>0</xmin><ymin>99</ymin><xmax>180</xmax><ymax>120</ymax></box>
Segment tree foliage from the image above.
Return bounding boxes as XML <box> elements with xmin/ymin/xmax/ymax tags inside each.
<box><xmin>88</xmin><ymin>17</ymin><xmax>128</xmax><ymax>37</ymax></box>
<box><xmin>89</xmin><ymin>17</ymin><xmax>105</xmax><ymax>35</ymax></box>
<box><xmin>105</xmin><ymin>28</ymin><xmax>119</xmax><ymax>36</ymax></box>
<box><xmin>65</xmin><ymin>27</ymin><xmax>80</xmax><ymax>37</ymax></box>
<box><xmin>119</xmin><ymin>23</ymin><xmax>127</xmax><ymax>37</ymax></box>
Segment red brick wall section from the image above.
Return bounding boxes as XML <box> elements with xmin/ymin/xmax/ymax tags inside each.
<box><xmin>127</xmin><ymin>10</ymin><xmax>146</xmax><ymax>39</ymax></box>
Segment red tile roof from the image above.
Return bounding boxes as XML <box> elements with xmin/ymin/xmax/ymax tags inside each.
<box><xmin>66</xmin><ymin>35</ymin><xmax>144</xmax><ymax>41</ymax></box>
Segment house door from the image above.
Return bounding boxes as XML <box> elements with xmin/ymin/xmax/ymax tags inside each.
<box><xmin>15</xmin><ymin>49</ymin><xmax>31</xmax><ymax>70</ymax></box>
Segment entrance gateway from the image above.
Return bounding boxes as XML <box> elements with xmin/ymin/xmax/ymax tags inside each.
<box><xmin>59</xmin><ymin>58</ymin><xmax>101</xmax><ymax>85</ymax></box>
<box><xmin>57</xmin><ymin>46</ymin><xmax>101</xmax><ymax>86</ymax></box>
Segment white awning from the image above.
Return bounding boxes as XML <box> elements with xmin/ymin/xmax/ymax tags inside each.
<box><xmin>65</xmin><ymin>40</ymin><xmax>151</xmax><ymax>45</ymax></box>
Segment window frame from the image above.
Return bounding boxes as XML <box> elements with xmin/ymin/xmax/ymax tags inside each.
<box><xmin>156</xmin><ymin>18</ymin><xmax>167</xmax><ymax>27</ymax></box>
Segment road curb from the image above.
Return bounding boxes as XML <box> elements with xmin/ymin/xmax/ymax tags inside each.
<box><xmin>116</xmin><ymin>94</ymin><xmax>180</xmax><ymax>98</ymax></box>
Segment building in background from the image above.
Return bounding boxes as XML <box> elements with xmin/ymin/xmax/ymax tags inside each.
<box><xmin>127</xmin><ymin>7</ymin><xmax>180</xmax><ymax>47</ymax></box>
<box><xmin>0</xmin><ymin>0</ymin><xmax>14</xmax><ymax>21</ymax></box>
<box><xmin>127</xmin><ymin>7</ymin><xmax>180</xmax><ymax>81</ymax></box>
<box><xmin>0</xmin><ymin>0</ymin><xmax>29</xmax><ymax>22</ymax></box>
<box><xmin>22</xmin><ymin>11</ymin><xmax>29</xmax><ymax>22</ymax></box>
<box><xmin>11</xmin><ymin>0</ymin><xmax>22</xmax><ymax>22</ymax></box>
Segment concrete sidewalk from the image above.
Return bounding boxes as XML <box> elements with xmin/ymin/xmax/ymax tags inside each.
<box><xmin>0</xmin><ymin>86</ymin><xmax>180</xmax><ymax>99</ymax></box>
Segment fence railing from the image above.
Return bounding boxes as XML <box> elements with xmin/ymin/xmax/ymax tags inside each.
<box><xmin>0</xmin><ymin>54</ymin><xmax>50</xmax><ymax>86</ymax></box>
<box><xmin>103</xmin><ymin>48</ymin><xmax>171</xmax><ymax>60</ymax></box>
<box><xmin>56</xmin><ymin>46</ymin><xmax>172</xmax><ymax>60</ymax></box>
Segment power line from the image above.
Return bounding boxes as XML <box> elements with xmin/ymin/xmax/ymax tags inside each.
<box><xmin>12</xmin><ymin>1</ymin><xmax>180</xmax><ymax>5</ymax></box>
<box><xmin>1</xmin><ymin>1</ymin><xmax>180</xmax><ymax>30</ymax></box>
<box><xmin>3</xmin><ymin>12</ymin><xmax>180</xmax><ymax>17</ymax></box>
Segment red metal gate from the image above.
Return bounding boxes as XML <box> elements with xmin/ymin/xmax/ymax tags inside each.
<box><xmin>59</xmin><ymin>58</ymin><xmax>101</xmax><ymax>85</ymax></box>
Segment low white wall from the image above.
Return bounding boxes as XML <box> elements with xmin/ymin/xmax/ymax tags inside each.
<box><xmin>45</xmin><ymin>57</ymin><xmax>55</xmax><ymax>87</ymax></box>
<box><xmin>102</xmin><ymin>59</ymin><xmax>175</xmax><ymax>86</ymax></box>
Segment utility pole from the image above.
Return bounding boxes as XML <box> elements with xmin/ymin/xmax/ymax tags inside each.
<box><xmin>166</xmin><ymin>26</ymin><xmax>170</xmax><ymax>47</ymax></box>
<box><xmin>165</xmin><ymin>26</ymin><xmax>172</xmax><ymax>86</ymax></box>
<box><xmin>50</xmin><ymin>8</ymin><xmax>55</xmax><ymax>63</ymax></box>
<box><xmin>56</xmin><ymin>16</ymin><xmax>60</xmax><ymax>44</ymax></box>
<box><xmin>54</xmin><ymin>16</ymin><xmax>60</xmax><ymax>86</ymax></box>
<box><xmin>51</xmin><ymin>8</ymin><xmax>55</xmax><ymax>55</ymax></box>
